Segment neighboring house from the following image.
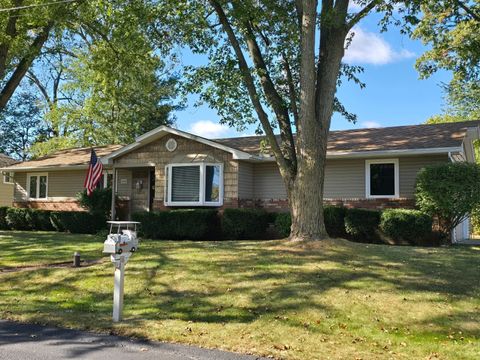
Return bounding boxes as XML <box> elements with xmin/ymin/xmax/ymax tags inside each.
<box><xmin>0</xmin><ymin>121</ymin><xmax>479</xmax><ymax>238</ymax></box>
<box><xmin>0</xmin><ymin>153</ymin><xmax>16</xmax><ymax>207</ymax></box>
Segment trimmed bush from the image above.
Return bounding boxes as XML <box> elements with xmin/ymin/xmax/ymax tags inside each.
<box><xmin>274</xmin><ymin>212</ymin><xmax>291</xmax><ymax>238</ymax></box>
<box><xmin>77</xmin><ymin>188</ymin><xmax>112</xmax><ymax>218</ymax></box>
<box><xmin>0</xmin><ymin>206</ymin><xmax>8</xmax><ymax>230</ymax></box>
<box><xmin>50</xmin><ymin>211</ymin><xmax>107</xmax><ymax>234</ymax></box>
<box><xmin>27</xmin><ymin>209</ymin><xmax>54</xmax><ymax>231</ymax></box>
<box><xmin>344</xmin><ymin>208</ymin><xmax>381</xmax><ymax>243</ymax></box>
<box><xmin>132</xmin><ymin>209</ymin><xmax>220</xmax><ymax>240</ymax></box>
<box><xmin>6</xmin><ymin>208</ymin><xmax>32</xmax><ymax>230</ymax></box>
<box><xmin>324</xmin><ymin>206</ymin><xmax>347</xmax><ymax>238</ymax></box>
<box><xmin>380</xmin><ymin>209</ymin><xmax>433</xmax><ymax>245</ymax></box>
<box><xmin>222</xmin><ymin>208</ymin><xmax>270</xmax><ymax>240</ymax></box>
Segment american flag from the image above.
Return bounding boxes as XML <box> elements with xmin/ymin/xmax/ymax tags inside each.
<box><xmin>84</xmin><ymin>148</ymin><xmax>103</xmax><ymax>196</ymax></box>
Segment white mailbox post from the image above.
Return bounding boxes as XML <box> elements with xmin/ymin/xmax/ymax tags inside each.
<box><xmin>103</xmin><ymin>221</ymin><xmax>140</xmax><ymax>322</ymax></box>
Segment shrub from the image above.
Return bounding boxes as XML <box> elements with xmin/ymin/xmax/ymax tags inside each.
<box><xmin>132</xmin><ymin>209</ymin><xmax>220</xmax><ymax>240</ymax></box>
<box><xmin>344</xmin><ymin>208</ymin><xmax>381</xmax><ymax>242</ymax></box>
<box><xmin>273</xmin><ymin>206</ymin><xmax>346</xmax><ymax>239</ymax></box>
<box><xmin>6</xmin><ymin>208</ymin><xmax>32</xmax><ymax>230</ymax></box>
<box><xmin>222</xmin><ymin>208</ymin><xmax>270</xmax><ymax>240</ymax></box>
<box><xmin>27</xmin><ymin>210</ymin><xmax>54</xmax><ymax>231</ymax></box>
<box><xmin>77</xmin><ymin>188</ymin><xmax>112</xmax><ymax>218</ymax></box>
<box><xmin>324</xmin><ymin>206</ymin><xmax>347</xmax><ymax>238</ymax></box>
<box><xmin>416</xmin><ymin>162</ymin><xmax>480</xmax><ymax>240</ymax></box>
<box><xmin>50</xmin><ymin>211</ymin><xmax>107</xmax><ymax>234</ymax></box>
<box><xmin>380</xmin><ymin>209</ymin><xmax>432</xmax><ymax>245</ymax></box>
<box><xmin>274</xmin><ymin>212</ymin><xmax>291</xmax><ymax>238</ymax></box>
<box><xmin>0</xmin><ymin>207</ymin><xmax>8</xmax><ymax>230</ymax></box>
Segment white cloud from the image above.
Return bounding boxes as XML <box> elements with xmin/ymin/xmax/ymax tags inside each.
<box><xmin>344</xmin><ymin>27</ymin><xmax>414</xmax><ymax>65</ymax></box>
<box><xmin>361</xmin><ymin>121</ymin><xmax>382</xmax><ymax>128</ymax></box>
<box><xmin>189</xmin><ymin>120</ymin><xmax>230</xmax><ymax>138</ymax></box>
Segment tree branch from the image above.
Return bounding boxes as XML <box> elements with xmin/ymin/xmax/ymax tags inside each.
<box><xmin>455</xmin><ymin>0</ymin><xmax>480</xmax><ymax>22</ymax></box>
<box><xmin>282</xmin><ymin>52</ymin><xmax>299</xmax><ymax>130</ymax></box>
<box><xmin>0</xmin><ymin>0</ymin><xmax>23</xmax><ymax>80</ymax></box>
<box><xmin>208</xmin><ymin>0</ymin><xmax>290</xmax><ymax>173</ymax></box>
<box><xmin>26</xmin><ymin>71</ymin><xmax>52</xmax><ymax>109</ymax></box>
<box><xmin>0</xmin><ymin>22</ymin><xmax>54</xmax><ymax>111</ymax></box>
<box><xmin>347</xmin><ymin>0</ymin><xmax>381</xmax><ymax>30</ymax></box>
<box><xmin>241</xmin><ymin>18</ymin><xmax>296</xmax><ymax>168</ymax></box>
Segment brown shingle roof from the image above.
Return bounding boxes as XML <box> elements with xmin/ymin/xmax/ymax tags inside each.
<box><xmin>0</xmin><ymin>153</ymin><xmax>15</xmax><ymax>167</ymax></box>
<box><xmin>3</xmin><ymin>145</ymin><xmax>123</xmax><ymax>170</ymax></box>
<box><xmin>215</xmin><ymin>121</ymin><xmax>480</xmax><ymax>155</ymax></box>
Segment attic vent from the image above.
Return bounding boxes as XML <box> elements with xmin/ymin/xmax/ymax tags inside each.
<box><xmin>166</xmin><ymin>138</ymin><xmax>177</xmax><ymax>152</ymax></box>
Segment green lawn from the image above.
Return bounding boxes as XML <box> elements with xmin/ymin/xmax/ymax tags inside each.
<box><xmin>0</xmin><ymin>231</ymin><xmax>479</xmax><ymax>359</ymax></box>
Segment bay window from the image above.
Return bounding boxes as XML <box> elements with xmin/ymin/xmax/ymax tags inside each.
<box><xmin>365</xmin><ymin>159</ymin><xmax>399</xmax><ymax>198</ymax></box>
<box><xmin>165</xmin><ymin>163</ymin><xmax>223</xmax><ymax>206</ymax></box>
<box><xmin>27</xmin><ymin>173</ymin><xmax>48</xmax><ymax>199</ymax></box>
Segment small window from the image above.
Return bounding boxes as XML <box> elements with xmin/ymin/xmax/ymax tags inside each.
<box><xmin>365</xmin><ymin>159</ymin><xmax>399</xmax><ymax>198</ymax></box>
<box><xmin>165</xmin><ymin>163</ymin><xmax>223</xmax><ymax>206</ymax></box>
<box><xmin>96</xmin><ymin>172</ymin><xmax>114</xmax><ymax>190</ymax></box>
<box><xmin>27</xmin><ymin>173</ymin><xmax>48</xmax><ymax>199</ymax></box>
<box><xmin>3</xmin><ymin>172</ymin><xmax>13</xmax><ymax>184</ymax></box>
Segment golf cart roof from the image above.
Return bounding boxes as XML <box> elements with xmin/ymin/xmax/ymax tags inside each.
<box><xmin>107</xmin><ymin>221</ymin><xmax>141</xmax><ymax>225</ymax></box>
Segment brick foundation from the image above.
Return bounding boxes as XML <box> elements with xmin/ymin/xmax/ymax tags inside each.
<box><xmin>13</xmin><ymin>200</ymin><xmax>85</xmax><ymax>212</ymax></box>
<box><xmin>239</xmin><ymin>198</ymin><xmax>416</xmax><ymax>212</ymax></box>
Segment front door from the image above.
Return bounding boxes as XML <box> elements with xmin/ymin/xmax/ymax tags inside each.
<box><xmin>149</xmin><ymin>170</ymin><xmax>155</xmax><ymax>212</ymax></box>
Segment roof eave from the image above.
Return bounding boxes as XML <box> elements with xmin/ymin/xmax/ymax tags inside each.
<box><xmin>0</xmin><ymin>164</ymin><xmax>113</xmax><ymax>172</ymax></box>
<box><xmin>249</xmin><ymin>146</ymin><xmax>463</xmax><ymax>162</ymax></box>
<box><xmin>102</xmin><ymin>126</ymin><xmax>254</xmax><ymax>163</ymax></box>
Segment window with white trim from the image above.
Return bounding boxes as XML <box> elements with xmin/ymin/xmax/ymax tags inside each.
<box><xmin>365</xmin><ymin>159</ymin><xmax>399</xmax><ymax>198</ymax></box>
<box><xmin>3</xmin><ymin>171</ymin><xmax>13</xmax><ymax>184</ymax></box>
<box><xmin>165</xmin><ymin>163</ymin><xmax>223</xmax><ymax>206</ymax></box>
<box><xmin>27</xmin><ymin>173</ymin><xmax>48</xmax><ymax>199</ymax></box>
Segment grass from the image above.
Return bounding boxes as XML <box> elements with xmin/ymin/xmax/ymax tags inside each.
<box><xmin>0</xmin><ymin>231</ymin><xmax>479</xmax><ymax>359</ymax></box>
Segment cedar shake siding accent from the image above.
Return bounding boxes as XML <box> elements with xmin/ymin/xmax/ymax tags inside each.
<box><xmin>113</xmin><ymin>134</ymin><xmax>239</xmax><ymax>210</ymax></box>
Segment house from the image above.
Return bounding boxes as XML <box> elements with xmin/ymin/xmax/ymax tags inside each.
<box><xmin>0</xmin><ymin>153</ymin><xmax>16</xmax><ymax>207</ymax></box>
<box><xmin>0</xmin><ymin>121</ymin><xmax>479</xmax><ymax>238</ymax></box>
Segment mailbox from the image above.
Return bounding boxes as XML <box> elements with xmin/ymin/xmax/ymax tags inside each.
<box><xmin>103</xmin><ymin>221</ymin><xmax>140</xmax><ymax>255</ymax></box>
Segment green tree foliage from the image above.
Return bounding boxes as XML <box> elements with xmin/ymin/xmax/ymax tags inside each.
<box><xmin>1</xmin><ymin>1</ymin><xmax>179</xmax><ymax>157</ymax></box>
<box><xmin>0</xmin><ymin>92</ymin><xmax>45</xmax><ymax>160</ymax></box>
<box><xmin>415</xmin><ymin>162</ymin><xmax>480</xmax><ymax>239</ymax></box>
<box><xmin>412</xmin><ymin>0</ymin><xmax>480</xmax><ymax>84</ymax></box>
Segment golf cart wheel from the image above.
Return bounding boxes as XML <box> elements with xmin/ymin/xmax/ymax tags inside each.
<box><xmin>131</xmin><ymin>247</ymin><xmax>136</xmax><ymax>253</ymax></box>
<box><xmin>117</xmin><ymin>248</ymin><xmax>123</xmax><ymax>254</ymax></box>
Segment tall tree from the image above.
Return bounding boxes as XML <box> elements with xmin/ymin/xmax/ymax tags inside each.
<box><xmin>163</xmin><ymin>0</ymin><xmax>409</xmax><ymax>241</ymax></box>
<box><xmin>0</xmin><ymin>92</ymin><xmax>44</xmax><ymax>160</ymax></box>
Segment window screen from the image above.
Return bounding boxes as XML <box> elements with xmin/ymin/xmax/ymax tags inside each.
<box><xmin>205</xmin><ymin>165</ymin><xmax>220</xmax><ymax>202</ymax></box>
<box><xmin>171</xmin><ymin>166</ymin><xmax>200</xmax><ymax>202</ymax></box>
<box><xmin>370</xmin><ymin>163</ymin><xmax>395</xmax><ymax>196</ymax></box>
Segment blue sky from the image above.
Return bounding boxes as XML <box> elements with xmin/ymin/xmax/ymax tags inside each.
<box><xmin>173</xmin><ymin>8</ymin><xmax>451</xmax><ymax>139</ymax></box>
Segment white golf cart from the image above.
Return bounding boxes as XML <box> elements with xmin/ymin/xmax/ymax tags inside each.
<box><xmin>103</xmin><ymin>221</ymin><xmax>140</xmax><ymax>255</ymax></box>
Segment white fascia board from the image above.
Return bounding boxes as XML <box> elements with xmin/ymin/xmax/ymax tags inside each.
<box><xmin>249</xmin><ymin>146</ymin><xmax>463</xmax><ymax>162</ymax></box>
<box><xmin>102</xmin><ymin>125</ymin><xmax>254</xmax><ymax>163</ymax></box>
<box><xmin>0</xmin><ymin>164</ymin><xmax>113</xmax><ymax>172</ymax></box>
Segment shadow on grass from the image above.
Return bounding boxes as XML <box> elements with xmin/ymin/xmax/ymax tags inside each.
<box><xmin>1</xmin><ymin>236</ymin><xmax>480</xmax><ymax>347</ymax></box>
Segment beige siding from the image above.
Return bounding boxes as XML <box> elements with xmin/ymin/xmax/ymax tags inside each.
<box><xmin>250</xmin><ymin>155</ymin><xmax>449</xmax><ymax>200</ymax></box>
<box><xmin>253</xmin><ymin>163</ymin><xmax>286</xmax><ymax>199</ymax></box>
<box><xmin>116</xmin><ymin>169</ymin><xmax>132</xmax><ymax>198</ymax></box>
<box><xmin>13</xmin><ymin>172</ymin><xmax>27</xmax><ymax>201</ymax></box>
<box><xmin>0</xmin><ymin>182</ymin><xmax>13</xmax><ymax>206</ymax></box>
<box><xmin>131</xmin><ymin>169</ymin><xmax>149</xmax><ymax>213</ymax></box>
<box><xmin>399</xmin><ymin>155</ymin><xmax>447</xmax><ymax>198</ymax></box>
<box><xmin>324</xmin><ymin>159</ymin><xmax>365</xmax><ymax>198</ymax></box>
<box><xmin>238</xmin><ymin>161</ymin><xmax>254</xmax><ymax>199</ymax></box>
<box><xmin>48</xmin><ymin>170</ymin><xmax>86</xmax><ymax>197</ymax></box>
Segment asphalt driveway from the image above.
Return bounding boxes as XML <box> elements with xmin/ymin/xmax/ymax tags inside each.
<box><xmin>0</xmin><ymin>320</ymin><xmax>265</xmax><ymax>360</ymax></box>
